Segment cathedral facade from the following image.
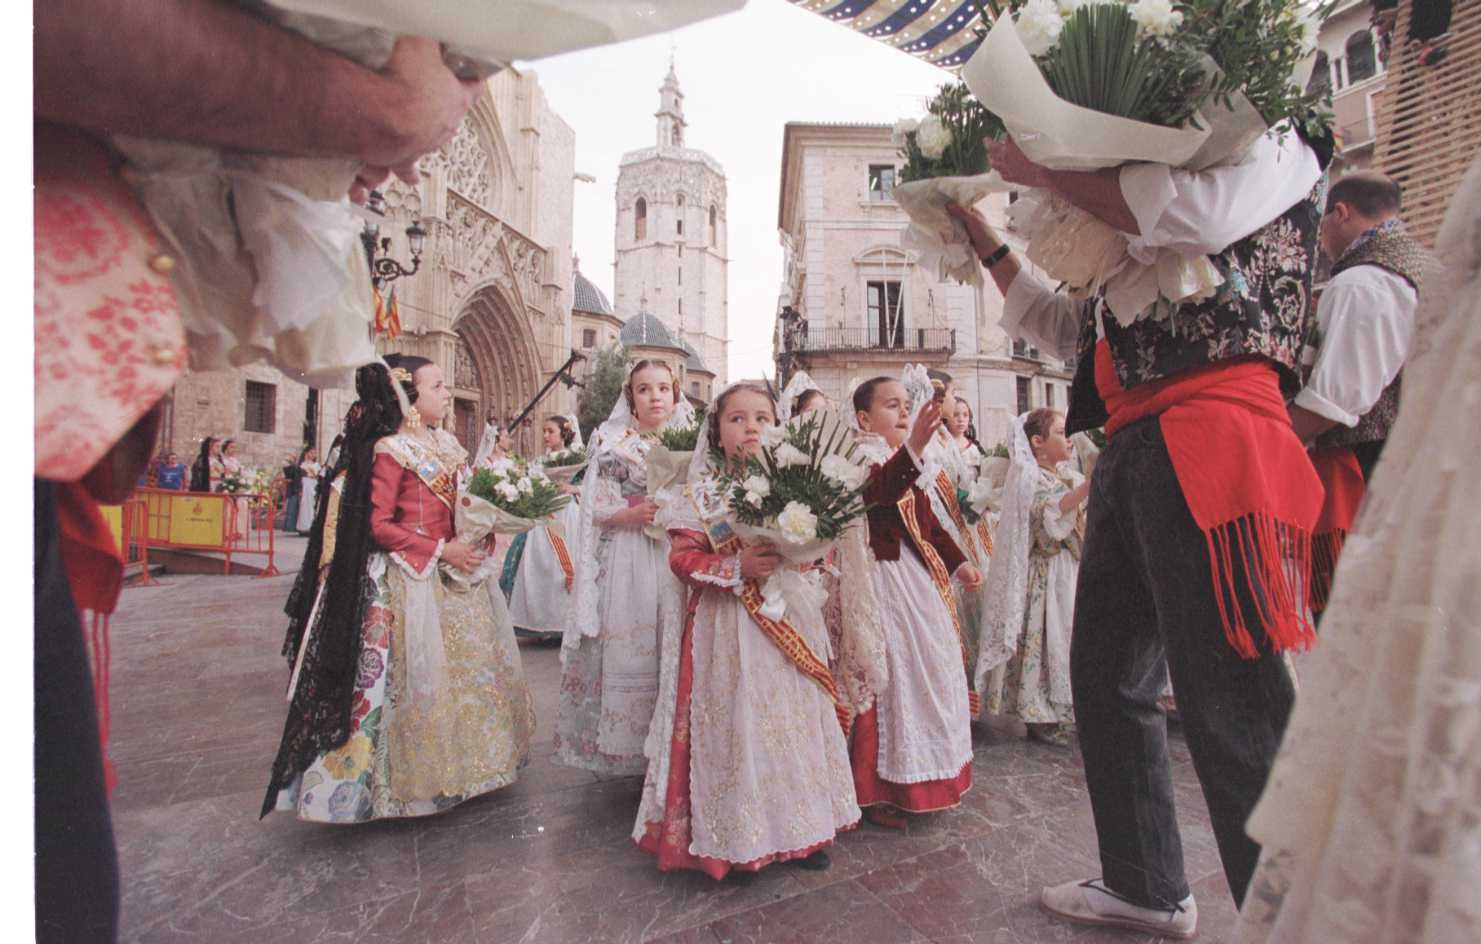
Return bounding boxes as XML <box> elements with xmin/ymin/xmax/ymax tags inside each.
<box><xmin>161</xmin><ymin>67</ymin><xmax>579</xmax><ymax>472</ymax></box>
<box><xmin>612</xmin><ymin>65</ymin><xmax>730</xmax><ymax>386</ymax></box>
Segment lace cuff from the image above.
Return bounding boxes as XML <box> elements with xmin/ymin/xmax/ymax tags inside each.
<box><xmin>390</xmin><ymin>539</ymin><xmax>445</xmax><ymax>580</ymax></box>
<box><xmin>690</xmin><ymin>556</ymin><xmax>742</xmax><ymax>589</ymax></box>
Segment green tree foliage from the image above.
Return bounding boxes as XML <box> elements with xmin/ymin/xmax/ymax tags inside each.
<box><xmin>578</xmin><ymin>343</ymin><xmax>628</xmax><ymax>443</ymax></box>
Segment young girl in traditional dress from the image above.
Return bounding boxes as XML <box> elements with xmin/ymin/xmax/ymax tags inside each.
<box><xmin>635</xmin><ymin>383</ymin><xmax>860</xmax><ymax>877</ymax></box>
<box><xmin>262</xmin><ymin>355</ymin><xmax>535</xmax><ymax>822</ymax></box>
<box><xmin>556</xmin><ymin>360</ymin><xmax>691</xmax><ymax>774</ymax></box>
<box><xmin>507</xmin><ymin>415</ymin><xmax>584</xmax><ymax>641</ymax></box>
<box><xmin>847</xmin><ymin>376</ymin><xmax>983</xmax><ymax>827</ymax></box>
<box><xmin>294</xmin><ymin>447</ymin><xmax>322</xmax><ymax>535</ymax></box>
<box><xmin>976</xmin><ymin>409</ymin><xmax>1088</xmax><ymax>746</ymax></box>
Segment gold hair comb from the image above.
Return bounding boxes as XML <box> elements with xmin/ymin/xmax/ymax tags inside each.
<box><xmin>390</xmin><ymin>367</ymin><xmax>414</xmax><ymax>384</ymax></box>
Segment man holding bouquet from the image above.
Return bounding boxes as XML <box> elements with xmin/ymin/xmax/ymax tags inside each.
<box><xmin>949</xmin><ymin>118</ymin><xmax>1328</xmax><ymax>939</ymax></box>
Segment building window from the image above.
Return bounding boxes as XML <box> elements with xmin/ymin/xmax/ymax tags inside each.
<box><xmin>708</xmin><ymin>205</ymin><xmax>717</xmax><ymax>246</ymax></box>
<box><xmin>866</xmin><ymin>280</ymin><xmax>905</xmax><ymax>348</ymax></box>
<box><xmin>690</xmin><ymin>381</ymin><xmax>700</xmax><ymax>396</ymax></box>
<box><xmin>1346</xmin><ymin>30</ymin><xmax>1377</xmax><ymax>84</ymax></box>
<box><xmin>868</xmin><ymin>164</ymin><xmax>896</xmax><ymax>202</ymax></box>
<box><xmin>635</xmin><ymin>197</ymin><xmax>647</xmax><ymax>241</ymax></box>
<box><xmin>678</xmin><ymin>265</ymin><xmax>682</xmax><ymax>286</ymax></box>
<box><xmin>1016</xmin><ymin>376</ymin><xmax>1031</xmax><ymax>415</ymax></box>
<box><xmin>672</xmin><ymin>126</ymin><xmax>682</xmax><ymax>147</ymax></box>
<box><xmin>1012</xmin><ymin>338</ymin><xmax>1041</xmax><ymax>360</ymax></box>
<box><xmin>677</xmin><ymin>298</ymin><xmax>683</xmax><ymax>317</ymax></box>
<box><xmin>244</xmin><ymin>380</ymin><xmax>276</xmax><ymax>434</ymax></box>
<box><xmin>676</xmin><ymin>194</ymin><xmax>685</xmax><ymax>237</ymax></box>
<box><xmin>1045</xmin><ymin>383</ymin><xmax>1055</xmax><ymax>409</ymax></box>
<box><xmin>582</xmin><ymin>328</ymin><xmax>597</xmax><ymax>348</ymax></box>
<box><xmin>303</xmin><ymin>387</ymin><xmax>319</xmax><ymax>446</ymax></box>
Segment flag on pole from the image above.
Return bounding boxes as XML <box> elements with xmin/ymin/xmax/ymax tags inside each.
<box><xmin>386</xmin><ymin>287</ymin><xmax>402</xmax><ymax>340</ymax></box>
<box><xmin>372</xmin><ymin>287</ymin><xmax>387</xmax><ymax>338</ymax></box>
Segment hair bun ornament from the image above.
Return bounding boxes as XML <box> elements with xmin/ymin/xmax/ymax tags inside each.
<box><xmin>390</xmin><ymin>367</ymin><xmax>415</xmax><ymax>385</ymax></box>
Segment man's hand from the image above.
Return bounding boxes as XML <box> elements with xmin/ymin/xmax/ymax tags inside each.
<box><xmin>987</xmin><ymin>137</ymin><xmax>1052</xmax><ymax>189</ymax></box>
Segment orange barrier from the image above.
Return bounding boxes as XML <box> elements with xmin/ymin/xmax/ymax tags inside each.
<box><xmin>127</xmin><ymin>488</ymin><xmax>280</xmax><ymax>577</ymax></box>
<box><xmin>100</xmin><ymin>496</ymin><xmax>153</xmax><ymax>584</ymax></box>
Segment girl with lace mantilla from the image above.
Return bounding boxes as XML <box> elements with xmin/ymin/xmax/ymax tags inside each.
<box><xmin>976</xmin><ymin>409</ymin><xmax>1088</xmax><ymax>746</ymax></box>
<box><xmin>261</xmin><ymin>355</ymin><xmax>534</xmax><ymax>823</ymax></box>
<box><xmin>845</xmin><ymin>376</ymin><xmax>983</xmax><ymax>828</ymax></box>
<box><xmin>635</xmin><ymin>383</ymin><xmax>860</xmax><ymax>877</ymax></box>
<box><xmin>556</xmin><ymin>360</ymin><xmax>692</xmax><ymax>775</ymax></box>
<box><xmin>507</xmin><ymin>415</ymin><xmax>585</xmax><ymax>641</ymax></box>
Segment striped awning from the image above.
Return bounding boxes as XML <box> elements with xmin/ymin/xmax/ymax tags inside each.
<box><xmin>787</xmin><ymin>0</ymin><xmax>987</xmax><ymax>71</ymax></box>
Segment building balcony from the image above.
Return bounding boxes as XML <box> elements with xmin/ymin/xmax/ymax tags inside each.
<box><xmin>782</xmin><ymin>326</ymin><xmax>956</xmax><ymax>356</ymax></box>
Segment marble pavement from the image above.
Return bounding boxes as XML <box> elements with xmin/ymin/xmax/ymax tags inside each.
<box><xmin>106</xmin><ymin>542</ymin><xmax>1243</xmax><ymax>943</ymax></box>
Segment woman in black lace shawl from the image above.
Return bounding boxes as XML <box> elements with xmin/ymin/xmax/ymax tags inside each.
<box><xmin>260</xmin><ymin>362</ymin><xmax>401</xmax><ymax>817</ymax></box>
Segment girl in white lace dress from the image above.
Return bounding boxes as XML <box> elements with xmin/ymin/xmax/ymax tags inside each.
<box><xmin>507</xmin><ymin>415</ymin><xmax>584</xmax><ymax>641</ymax></box>
<box><xmin>555</xmin><ymin>361</ymin><xmax>691</xmax><ymax>775</ymax></box>
<box><xmin>635</xmin><ymin>383</ymin><xmax>859</xmax><ymax>877</ymax></box>
<box><xmin>976</xmin><ymin>409</ymin><xmax>1088</xmax><ymax>746</ymax></box>
<box><xmin>1236</xmin><ymin>159</ymin><xmax>1481</xmax><ymax>944</ymax></box>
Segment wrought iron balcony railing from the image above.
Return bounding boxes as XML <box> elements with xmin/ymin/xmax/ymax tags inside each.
<box><xmin>781</xmin><ymin>326</ymin><xmax>956</xmax><ymax>355</ymax></box>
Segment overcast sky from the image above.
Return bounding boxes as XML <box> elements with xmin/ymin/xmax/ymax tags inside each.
<box><xmin>524</xmin><ymin>0</ymin><xmax>954</xmax><ymax>381</ymax></box>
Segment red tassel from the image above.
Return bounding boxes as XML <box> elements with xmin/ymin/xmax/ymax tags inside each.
<box><xmin>1204</xmin><ymin>513</ymin><xmax>1316</xmax><ymax>661</ymax></box>
<box><xmin>87</xmin><ymin>611</ymin><xmax>116</xmax><ymax>794</ymax></box>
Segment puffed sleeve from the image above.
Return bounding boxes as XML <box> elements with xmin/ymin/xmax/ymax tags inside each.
<box><xmin>863</xmin><ymin>444</ymin><xmax>924</xmax><ymax>507</ymax></box>
<box><xmin>668</xmin><ymin>528</ymin><xmax>742</xmax><ymax>590</ymax></box>
<box><xmin>1032</xmin><ymin>476</ymin><xmax>1081</xmax><ymax>551</ymax></box>
<box><xmin>368</xmin><ymin>452</ymin><xmax>443</xmax><ymax>573</ymax></box>
<box><xmin>590</xmin><ymin>453</ymin><xmax>633</xmax><ymax>529</ymax></box>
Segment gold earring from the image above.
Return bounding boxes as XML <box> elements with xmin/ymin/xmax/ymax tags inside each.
<box><xmin>405</xmin><ymin>405</ymin><xmax>422</xmax><ymax>430</ymax></box>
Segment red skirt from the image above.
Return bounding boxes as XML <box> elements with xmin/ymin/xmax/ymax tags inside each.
<box><xmin>849</xmin><ymin>705</ymin><xmax>971</xmax><ymax>813</ymax></box>
<box><xmin>634</xmin><ymin>608</ymin><xmax>845</xmax><ymax>879</ymax></box>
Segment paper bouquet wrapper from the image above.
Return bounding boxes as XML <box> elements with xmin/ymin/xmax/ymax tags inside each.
<box><xmin>456</xmin><ymin>489</ymin><xmax>564</xmax><ymax>543</ymax></box>
<box><xmin>895</xmin><ymin>173</ymin><xmax>1013</xmax><ymax>287</ymax></box>
<box><xmin>959</xmin><ymin>17</ymin><xmax>1269</xmax><ymax>325</ymax></box>
<box><xmin>644</xmin><ymin>446</ymin><xmax>693</xmax><ymax>541</ymax></box>
<box><xmin>728</xmin><ymin>521</ymin><xmax>837</xmax><ymax>567</ymax></box>
<box><xmin>541</xmin><ymin>461</ymin><xmax>588</xmax><ymax>486</ymax></box>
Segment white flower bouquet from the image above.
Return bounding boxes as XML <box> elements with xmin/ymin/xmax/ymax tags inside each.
<box><xmin>893</xmin><ymin>82</ymin><xmax>1008</xmax><ymax>287</ymax></box>
<box><xmin>539</xmin><ymin>445</ymin><xmax>588</xmax><ymax>485</ymax></box>
<box><xmin>644</xmin><ymin>406</ymin><xmax>708</xmax><ymax>538</ymax></box>
<box><xmin>961</xmin><ymin>0</ymin><xmax>1328</xmax><ymax>324</ymax></box>
<box><xmin>461</xmin><ymin>458</ymin><xmax>570</xmax><ymax>537</ymax></box>
<box><xmin>723</xmin><ymin>411</ymin><xmax>870</xmax><ymax>566</ymax></box>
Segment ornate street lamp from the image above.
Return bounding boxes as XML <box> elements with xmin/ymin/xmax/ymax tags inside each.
<box><xmin>360</xmin><ymin>189</ymin><xmax>427</xmax><ymax>290</ymax></box>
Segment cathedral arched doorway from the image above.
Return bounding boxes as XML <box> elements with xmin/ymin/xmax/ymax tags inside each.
<box><xmin>451</xmin><ymin>285</ymin><xmax>543</xmax><ymax>458</ymax></box>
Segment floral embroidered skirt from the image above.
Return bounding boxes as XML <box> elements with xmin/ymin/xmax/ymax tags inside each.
<box><xmin>275</xmin><ymin>554</ymin><xmax>535</xmax><ymax>823</ymax></box>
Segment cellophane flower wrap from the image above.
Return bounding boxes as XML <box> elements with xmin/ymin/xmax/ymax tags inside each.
<box><xmin>461</xmin><ymin>457</ymin><xmax>570</xmax><ymax>539</ymax></box>
<box><xmin>893</xmin><ymin>82</ymin><xmax>1008</xmax><ymax>287</ymax></box>
<box><xmin>722</xmin><ymin>411</ymin><xmax>870</xmax><ymax>566</ymax></box>
<box><xmin>539</xmin><ymin>445</ymin><xmax>588</xmax><ymax>485</ymax></box>
<box><xmin>644</xmin><ymin>407</ymin><xmax>706</xmax><ymax>539</ymax></box>
<box><xmin>949</xmin><ymin>0</ymin><xmax>1328</xmax><ymax>323</ymax></box>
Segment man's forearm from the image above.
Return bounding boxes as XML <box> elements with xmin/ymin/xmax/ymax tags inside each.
<box><xmin>1043</xmin><ymin>166</ymin><xmax>1141</xmax><ymax>236</ymax></box>
<box><xmin>36</xmin><ymin>0</ymin><xmax>399</xmax><ymax>161</ymax></box>
<box><xmin>1289</xmin><ymin>405</ymin><xmax>1339</xmax><ymax>444</ymax></box>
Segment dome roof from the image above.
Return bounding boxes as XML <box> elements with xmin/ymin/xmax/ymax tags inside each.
<box><xmin>680</xmin><ymin>339</ymin><xmax>709</xmax><ymax>373</ymax></box>
<box><xmin>572</xmin><ymin>268</ymin><xmax>614</xmax><ymax>317</ymax></box>
<box><xmin>619</xmin><ymin>311</ymin><xmax>678</xmax><ymax>349</ymax></box>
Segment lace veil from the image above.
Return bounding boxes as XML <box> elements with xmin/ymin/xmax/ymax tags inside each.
<box><xmin>974</xmin><ymin>412</ymin><xmax>1036</xmax><ymax>692</ymax></box>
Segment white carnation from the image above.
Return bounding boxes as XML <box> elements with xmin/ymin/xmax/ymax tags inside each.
<box><xmin>891</xmin><ymin>117</ymin><xmax>920</xmax><ymax>149</ymax></box>
<box><xmin>495</xmin><ymin>481</ymin><xmax>520</xmax><ymax>502</ymax></box>
<box><xmin>820</xmin><ymin>453</ymin><xmax>868</xmax><ymax>490</ymax></box>
<box><xmin>774</xmin><ymin>442</ymin><xmax>810</xmax><ymax>468</ymax></box>
<box><xmin>742</xmin><ymin>475</ymin><xmax>771</xmax><ymax>497</ymax></box>
<box><xmin>745</xmin><ymin>490</ymin><xmax>764</xmax><ymax>508</ymax></box>
<box><xmin>915</xmin><ymin>115</ymin><xmax>951</xmax><ymax>160</ymax></box>
<box><xmin>775</xmin><ymin>501</ymin><xmax>819</xmax><ymax>543</ymax></box>
<box><xmin>759</xmin><ymin>425</ymin><xmax>787</xmax><ymax>448</ymax></box>
<box><xmin>1016</xmin><ymin>0</ymin><xmax>1066</xmax><ymax>56</ymax></box>
<box><xmin>1129</xmin><ymin>0</ymin><xmax>1182</xmax><ymax>39</ymax></box>
<box><xmin>516</xmin><ymin>477</ymin><xmax>534</xmax><ymax>495</ymax></box>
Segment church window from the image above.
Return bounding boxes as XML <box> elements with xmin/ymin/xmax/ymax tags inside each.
<box><xmin>676</xmin><ymin>194</ymin><xmax>685</xmax><ymax>236</ymax></box>
<box><xmin>678</xmin><ymin>298</ymin><xmax>683</xmax><ymax>316</ymax></box>
<box><xmin>708</xmin><ymin>205</ymin><xmax>717</xmax><ymax>246</ymax></box>
<box><xmin>635</xmin><ymin>197</ymin><xmax>647</xmax><ymax>241</ymax></box>
<box><xmin>582</xmin><ymin>328</ymin><xmax>597</xmax><ymax>348</ymax></box>
<box><xmin>678</xmin><ymin>265</ymin><xmax>682</xmax><ymax>286</ymax></box>
<box><xmin>244</xmin><ymin>380</ymin><xmax>276</xmax><ymax>433</ymax></box>
<box><xmin>672</xmin><ymin>126</ymin><xmax>683</xmax><ymax>147</ymax></box>
<box><xmin>869</xmin><ymin>165</ymin><xmax>896</xmax><ymax>201</ymax></box>
<box><xmin>1016</xmin><ymin>376</ymin><xmax>1031</xmax><ymax>414</ymax></box>
<box><xmin>690</xmin><ymin>381</ymin><xmax>700</xmax><ymax>396</ymax></box>
<box><xmin>1345</xmin><ymin>30</ymin><xmax>1377</xmax><ymax>84</ymax></box>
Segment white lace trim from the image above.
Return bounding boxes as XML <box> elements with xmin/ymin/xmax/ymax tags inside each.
<box><xmin>389</xmin><ymin>539</ymin><xmax>445</xmax><ymax>581</ymax></box>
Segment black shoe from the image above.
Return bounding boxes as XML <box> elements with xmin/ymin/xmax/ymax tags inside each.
<box><xmin>791</xmin><ymin>850</ymin><xmax>831</xmax><ymax>871</ymax></box>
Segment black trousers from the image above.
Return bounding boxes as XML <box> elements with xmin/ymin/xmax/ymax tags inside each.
<box><xmin>1070</xmin><ymin>417</ymin><xmax>1296</xmax><ymax>909</ymax></box>
<box><xmin>35</xmin><ymin>480</ymin><xmax>119</xmax><ymax>942</ymax></box>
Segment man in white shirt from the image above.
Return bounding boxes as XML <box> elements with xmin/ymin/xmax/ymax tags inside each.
<box><xmin>949</xmin><ymin>122</ymin><xmax>1330</xmax><ymax>941</ymax></box>
<box><xmin>1290</xmin><ymin>172</ymin><xmax>1425</xmax><ymax>613</ymax></box>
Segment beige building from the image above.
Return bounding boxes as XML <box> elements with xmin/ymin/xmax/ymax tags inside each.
<box><xmin>162</xmin><ymin>66</ymin><xmax>580</xmax><ymax>471</ymax></box>
<box><xmin>613</xmin><ymin>64</ymin><xmax>729</xmax><ymax>386</ymax></box>
<box><xmin>773</xmin><ymin>122</ymin><xmax>1070</xmax><ymax>449</ymax></box>
<box><xmin>1317</xmin><ymin>0</ymin><xmax>1388</xmax><ymax>173</ymax></box>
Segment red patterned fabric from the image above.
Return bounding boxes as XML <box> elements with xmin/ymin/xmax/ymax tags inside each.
<box><xmin>849</xmin><ymin>706</ymin><xmax>971</xmax><ymax>812</ymax></box>
<box><xmin>368</xmin><ymin>453</ymin><xmax>452</xmax><ymax>571</ymax></box>
<box><xmin>34</xmin><ymin>122</ymin><xmax>185</xmax><ymax>481</ymax></box>
<box><xmin>1096</xmin><ymin>341</ymin><xmax>1323</xmax><ymax>657</ymax></box>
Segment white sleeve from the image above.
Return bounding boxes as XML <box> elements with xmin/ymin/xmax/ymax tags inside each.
<box><xmin>1293</xmin><ymin>267</ymin><xmax>1417</xmax><ymax>427</ymax></box>
<box><xmin>1001</xmin><ymin>271</ymin><xmax>1084</xmax><ymax>361</ymax></box>
<box><xmin>1120</xmin><ymin>127</ymin><xmax>1322</xmax><ymax>264</ymax></box>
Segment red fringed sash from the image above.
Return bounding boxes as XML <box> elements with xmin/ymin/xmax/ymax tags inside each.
<box><xmin>1308</xmin><ymin>446</ymin><xmax>1365</xmax><ymax>613</ymax></box>
<box><xmin>1097</xmin><ymin>342</ymin><xmax>1323</xmax><ymax>659</ymax></box>
<box><xmin>897</xmin><ymin>492</ymin><xmax>982</xmax><ymax>716</ymax></box>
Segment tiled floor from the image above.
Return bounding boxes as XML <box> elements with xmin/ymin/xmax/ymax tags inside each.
<box><xmin>108</xmin><ymin>544</ymin><xmax>1242</xmax><ymax>943</ymax></box>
